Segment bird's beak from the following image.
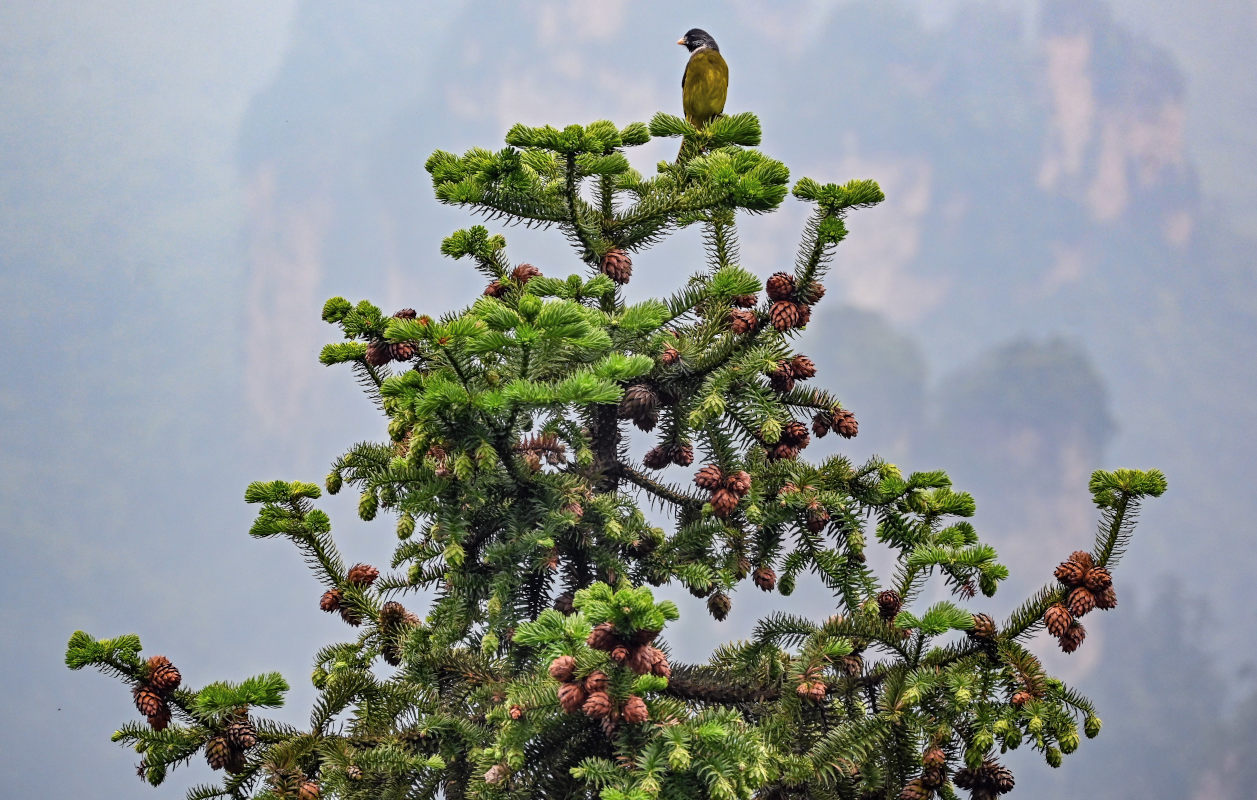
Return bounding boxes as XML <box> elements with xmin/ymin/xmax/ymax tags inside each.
<box><xmin>676</xmin><ymin>37</ymin><xmax>686</xmax><ymax>46</ymax></box>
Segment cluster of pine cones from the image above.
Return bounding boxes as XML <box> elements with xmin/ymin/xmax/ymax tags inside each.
<box><xmin>263</xmin><ymin>765</ymin><xmax>320</xmax><ymax>799</ymax></box>
<box><xmin>767</xmin><ymin>419</ymin><xmax>813</xmax><ymax>461</ymax></box>
<box><xmin>550</xmin><ymin>622</ymin><xmax>667</xmax><ymax>731</ymax></box>
<box><xmin>766</xmin><ymin>271</ymin><xmax>824</xmax><ymax>331</ymax></box>
<box><xmin>515</xmin><ymin>432</ymin><xmax>568</xmax><ymax>471</ymax></box>
<box><xmin>203</xmin><ymin>708</ymin><xmax>258</xmax><ymax>775</ymax></box>
<box><xmin>767</xmin><ymin>354</ymin><xmax>816</xmax><ymax>394</ymax></box>
<box><xmin>693</xmin><ymin>464</ymin><xmax>752</xmax><ymax>518</ymax></box>
<box><xmin>899</xmin><ymin>747</ymin><xmax>950</xmax><ymax>799</ymax></box>
<box><xmin>794</xmin><ymin>664</ymin><xmax>829</xmax><ymax>702</ymax></box>
<box><xmin>365</xmin><ymin>308</ymin><xmax>422</xmax><ymax>366</ymax></box>
<box><xmin>642</xmin><ymin>440</ymin><xmax>694</xmax><ymax>469</ymax></box>
<box><xmin>484</xmin><ymin>262</ymin><xmax>543</xmax><ymax>297</ymax></box>
<box><xmin>1044</xmin><ymin>551</ymin><xmax>1115</xmax><ymax>653</ymax></box>
<box><xmin>319</xmin><ymin>563</ymin><xmax>379</xmax><ymax>626</ymax></box>
<box><xmin>952</xmin><ymin>759</ymin><xmax>1015</xmax><ymax>799</ymax></box>
<box><xmin>131</xmin><ymin>655</ymin><xmax>181</xmax><ymax>731</ymax></box>
<box><xmin>812</xmin><ymin>407</ymin><xmax>858</xmax><ymax>439</ymax></box>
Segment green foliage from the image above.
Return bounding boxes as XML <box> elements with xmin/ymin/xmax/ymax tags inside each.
<box><xmin>69</xmin><ymin>110</ymin><xmax>1163</xmax><ymax>800</ymax></box>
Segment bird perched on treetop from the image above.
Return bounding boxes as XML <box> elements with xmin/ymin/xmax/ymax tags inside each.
<box><xmin>678</xmin><ymin>28</ymin><xmax>728</xmax><ymax>129</ymax></box>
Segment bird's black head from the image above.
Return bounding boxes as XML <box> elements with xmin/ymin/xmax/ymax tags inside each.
<box><xmin>677</xmin><ymin>28</ymin><xmax>719</xmax><ymax>52</ymax></box>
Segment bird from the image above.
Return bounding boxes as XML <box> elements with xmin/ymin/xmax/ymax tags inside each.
<box><xmin>678</xmin><ymin>28</ymin><xmax>728</xmax><ymax>129</ymax></box>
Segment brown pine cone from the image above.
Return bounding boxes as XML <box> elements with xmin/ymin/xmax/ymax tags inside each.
<box><xmin>1094</xmin><ymin>584</ymin><xmax>1118</xmax><ymax>609</ymax></box>
<box><xmin>554</xmin><ymin>592</ymin><xmax>576</xmax><ymax>615</ymax></box>
<box><xmin>586</xmin><ymin>622</ymin><xmax>619</xmax><ymax>651</ymax></box>
<box><xmin>805</xmin><ymin>501</ymin><xmax>830</xmax><ymax>533</ymax></box>
<box><xmin>797</xmin><ymin>303</ymin><xmax>812</xmax><ymax>325</ymax></box>
<box><xmin>707</xmin><ymin>591</ymin><xmax>732</xmax><ymax>621</ymax></box>
<box><xmin>753</xmin><ymin>567</ymin><xmax>777</xmax><ymax>592</ymax></box>
<box><xmin>968</xmin><ymin>613</ymin><xmax>996</xmax><ymax>640</ymax></box>
<box><xmin>389</xmin><ymin>340</ymin><xmax>418</xmax><ymax>362</ymax></box>
<box><xmin>632</xmin><ymin>627</ymin><xmax>661</xmax><ymax>645</ymax></box>
<box><xmin>790</xmin><ymin>355</ymin><xmax>817</xmax><ymax>379</ymax></box>
<box><xmin>484</xmin><ymin>280</ymin><xmax>507</xmax><ymax>297</ymax></box>
<box><xmin>652</xmin><ymin>658</ymin><xmax>673</xmax><ymax>678</ymax></box>
<box><xmin>147</xmin><ymin>656</ymin><xmax>181</xmax><ymax>693</ymax></box>
<box><xmin>770</xmin><ymin>300</ymin><xmax>802</xmax><ymax>331</ymax></box>
<box><xmin>618</xmin><ymin>384</ymin><xmax>659</xmax><ymax>431</ymax></box>
<box><xmin>147</xmin><ymin>705</ymin><xmax>171</xmax><ymax>731</ymax></box>
<box><xmin>205</xmin><ymin>737</ymin><xmax>231</xmax><ymax>770</ymax></box>
<box><xmin>672</xmin><ymin>442</ymin><xmax>694</xmax><ymax>467</ymax></box>
<box><xmin>298</xmin><ymin>781</ymin><xmax>321</xmax><ymax>800</ymax></box>
<box><xmin>877</xmin><ymin>590</ymin><xmax>903</xmax><ymax>621</ymax></box>
<box><xmin>922</xmin><ymin>748</ymin><xmax>946</xmax><ymax>769</ymax></box>
<box><xmin>381</xmin><ymin>643</ymin><xmax>401</xmax><ymax>666</ymax></box>
<box><xmin>346</xmin><ymin>563</ymin><xmax>379</xmax><ymax>587</ymax></box>
<box><xmin>512</xmin><ymin>263</ymin><xmax>541</xmax><ymax>283</ymax></box>
<box><xmin>133</xmin><ymin>685</ymin><xmax>164</xmax><ymax>717</ymax></box>
<box><xmin>1069</xmin><ymin>550</ymin><xmax>1095</xmax><ymax>569</ymax></box>
<box><xmin>807</xmin><ymin>681</ymin><xmax>827</xmax><ymax>702</ymax></box>
<box><xmin>583</xmin><ymin>671</ymin><xmax>610</xmax><ymax>693</ymax></box>
<box><xmin>379</xmin><ymin>601</ymin><xmax>409</xmax><ymax>628</ymax></box>
<box><xmin>1068</xmin><ymin>586</ymin><xmax>1097</xmax><ymax>617</ymax></box>
<box><xmin>1043</xmin><ymin>603</ymin><xmax>1072</xmax><ymax>636</ymax></box>
<box><xmin>729</xmin><ymin>309</ymin><xmax>760</xmax><ymax>334</ymax></box>
<box><xmin>801</xmin><ymin>281</ymin><xmax>826</xmax><ymax>303</ymax></box>
<box><xmin>549</xmin><ymin>655</ymin><xmax>577</xmax><ymax>682</ymax></box>
<box><xmin>1084</xmin><ymin>567</ymin><xmax>1112</xmax><ymax>592</ymax></box>
<box><xmin>339</xmin><ymin>606</ymin><xmax>364</xmax><ymax>626</ymax></box>
<box><xmin>953</xmin><ymin>766</ymin><xmax>977</xmax><ymax>790</ymax></box>
<box><xmin>1054</xmin><ymin>560</ymin><xmax>1086</xmax><ymax>586</ymax></box>
<box><xmin>767</xmin><ymin>443</ymin><xmax>799</xmax><ymax>461</ymax></box>
<box><xmin>710</xmin><ymin>488</ymin><xmax>739</xmax><ymax>518</ymax></box>
<box><xmin>839</xmin><ymin>653</ymin><xmax>864</xmax><ymax>676</ymax></box>
<box><xmin>899</xmin><ymin>779</ymin><xmax>928</xmax><ymax>800</ymax></box>
<box><xmin>509</xmin><ymin>705</ymin><xmax>524</xmax><ymax>720</ymax></box>
<box><xmin>766</xmin><ymin>271</ymin><xmax>796</xmax><ymax>301</ymax></box>
<box><xmin>795</xmin><ymin>682</ymin><xmax>812</xmax><ymax>698</ymax></box>
<box><xmin>768</xmin><ymin>360</ymin><xmax>795</xmax><ymax>393</ymax></box>
<box><xmin>988</xmin><ymin>762</ymin><xmax>1015</xmax><ymax>793</ymax></box>
<box><xmin>225</xmin><ymin>719</ymin><xmax>258</xmax><ymax>750</ymax></box>
<box><xmin>346</xmin><ymin>765</ymin><xmax>363</xmax><ymax>781</ymax></box>
<box><xmin>610</xmin><ymin>645</ymin><xmax>631</xmax><ymax>663</ymax></box>
<box><xmin>600</xmin><ymin>249</ymin><xmax>632</xmax><ymax>284</ymax></box>
<box><xmin>320</xmin><ymin>588</ymin><xmax>343</xmax><ymax>613</ymax></box>
<box><xmin>642</xmin><ymin>446</ymin><xmax>671</xmax><ymax>470</ymax></box>
<box><xmin>393</xmin><ymin>308</ymin><xmax>417</xmax><ymax>319</ymax></box>
<box><xmin>732</xmin><ymin>293</ymin><xmax>758</xmax><ymax>308</ymax></box>
<box><xmin>812</xmin><ymin>412</ymin><xmax>833</xmax><ymax>437</ymax></box>
<box><xmin>558</xmin><ymin>682</ymin><xmax>587</xmax><ymax>713</ymax></box>
<box><xmin>1011</xmin><ymin>690</ymin><xmax>1032</xmax><ymax>707</ymax></box>
<box><xmin>1058</xmin><ymin>621</ymin><xmax>1087</xmax><ymax>653</ymax></box>
<box><xmin>365</xmin><ymin>340</ymin><xmax>391</xmax><ymax>367</ymax></box>
<box><xmin>661</xmin><ymin>346</ymin><xmax>680</xmax><ymax>365</ymax></box>
<box><xmin>922</xmin><ymin>765</ymin><xmax>946</xmax><ymax>789</ymax></box>
<box><xmin>582</xmin><ymin>691</ymin><xmax>614</xmax><ymax>718</ymax></box>
<box><xmin>833</xmin><ymin>408</ymin><xmax>858</xmax><ymax>438</ymax></box>
<box><xmin>622</xmin><ymin>694</ymin><xmax>649</xmax><ymax>724</ymax></box>
<box><xmin>781</xmin><ymin>421</ymin><xmax>810</xmax><ymax>447</ymax></box>
<box><xmin>627</xmin><ymin>645</ymin><xmax>665</xmax><ymax>675</ymax></box>
<box><xmin>725</xmin><ymin>470</ymin><xmax>752</xmax><ymax>496</ymax></box>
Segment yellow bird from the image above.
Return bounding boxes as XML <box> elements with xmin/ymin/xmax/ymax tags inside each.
<box><xmin>678</xmin><ymin>28</ymin><xmax>728</xmax><ymax>129</ymax></box>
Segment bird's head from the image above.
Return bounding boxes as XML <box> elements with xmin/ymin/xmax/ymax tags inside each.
<box><xmin>677</xmin><ymin>28</ymin><xmax>719</xmax><ymax>53</ymax></box>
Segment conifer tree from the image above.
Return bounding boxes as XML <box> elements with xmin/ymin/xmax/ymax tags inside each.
<box><xmin>67</xmin><ymin>110</ymin><xmax>1166</xmax><ymax>800</ymax></box>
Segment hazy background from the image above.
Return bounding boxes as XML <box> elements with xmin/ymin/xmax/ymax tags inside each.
<box><xmin>3</xmin><ymin>1</ymin><xmax>1255</xmax><ymax>797</ymax></box>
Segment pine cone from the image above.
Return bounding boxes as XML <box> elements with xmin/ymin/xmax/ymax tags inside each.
<box><xmin>768</xmin><ymin>360</ymin><xmax>796</xmax><ymax>393</ymax></box>
<box><xmin>379</xmin><ymin>600</ymin><xmax>409</xmax><ymax>628</ymax></box>
<box><xmin>672</xmin><ymin>442</ymin><xmax>694</xmax><ymax>466</ymax></box>
<box><xmin>610</xmin><ymin>644</ymin><xmax>631</xmax><ymax>664</ymax></box>
<box><xmin>389</xmin><ymin>340</ymin><xmax>418</xmax><ymax>361</ymax></box>
<box><xmin>766</xmin><ymin>272</ymin><xmax>796</xmax><ymax>301</ymax></box>
<box><xmin>600</xmin><ymin>249</ymin><xmax>632</xmax><ymax>284</ymax></box>
<box><xmin>1084</xmin><ymin>566</ymin><xmax>1112</xmax><ymax>592</ymax></box>
<box><xmin>801</xmin><ymin>281</ymin><xmax>826</xmax><ymax>304</ymax></box>
<box><xmin>346</xmin><ymin>765</ymin><xmax>363</xmax><ymax>781</ymax></box>
<box><xmin>1011</xmin><ymin>690</ymin><xmax>1032</xmax><ymax>707</ymax></box>
<box><xmin>969</xmin><ymin>613</ymin><xmax>996</xmax><ymax>640</ymax></box>
<box><xmin>554</xmin><ymin>592</ymin><xmax>576</xmax><ymax>615</ymax></box>
<box><xmin>627</xmin><ymin>645</ymin><xmax>665</xmax><ymax>675</ymax></box>
<box><xmin>632</xmin><ymin>627</ymin><xmax>661</xmax><ymax>645</ymax></box>
<box><xmin>381</xmin><ymin>643</ymin><xmax>401</xmax><ymax>666</ymax></box>
<box><xmin>339</xmin><ymin>606</ymin><xmax>364</xmax><ymax>626</ymax></box>
<box><xmin>619</xmin><ymin>384</ymin><xmax>659</xmax><ymax>431</ymax></box>
<box><xmin>769</xmin><ymin>300</ymin><xmax>802</xmax><ymax>331</ymax></box>
<box><xmin>710</xmin><ymin>488</ymin><xmax>739</xmax><ymax>518</ymax></box>
<box><xmin>320</xmin><ymin>588</ymin><xmax>343</xmax><ymax>613</ymax></box>
<box><xmin>833</xmin><ymin>408</ymin><xmax>858</xmax><ymax>438</ymax></box>
<box><xmin>922</xmin><ymin>765</ymin><xmax>946</xmax><ymax>789</ymax></box>
<box><xmin>1043</xmin><ymin>603</ymin><xmax>1072</xmax><ymax>636</ymax></box>
<box><xmin>1069</xmin><ymin>550</ymin><xmax>1095</xmax><ymax>569</ymax></box>
<box><xmin>780</xmin><ymin>421</ymin><xmax>809</xmax><ymax>447</ymax></box>
<box><xmin>707</xmin><ymin>591</ymin><xmax>732</xmax><ymax>621</ymax></box>
<box><xmin>877</xmin><ymin>590</ymin><xmax>903</xmax><ymax>621</ymax></box>
<box><xmin>147</xmin><ymin>705</ymin><xmax>171</xmax><ymax>731</ymax></box>
<box><xmin>483</xmin><ymin>280</ymin><xmax>507</xmax><ymax>297</ymax></box>
<box><xmin>795</xmin><ymin>682</ymin><xmax>812</xmax><ymax>698</ymax></box>
<box><xmin>586</xmin><ymin>622</ymin><xmax>619</xmax><ymax>651</ymax></box>
<box><xmin>1068</xmin><ymin>586</ymin><xmax>1097</xmax><ymax>617</ymax></box>
<box><xmin>812</xmin><ymin>412</ymin><xmax>833</xmax><ymax>438</ymax></box>
<box><xmin>899</xmin><ymin>779</ymin><xmax>928</xmax><ymax>800</ymax></box>
<box><xmin>622</xmin><ymin>694</ymin><xmax>649</xmax><ymax>724</ymax></box>
<box><xmin>1058</xmin><ymin>621</ymin><xmax>1087</xmax><ymax>653</ymax></box>
<box><xmin>582</xmin><ymin>670</ymin><xmax>610</xmax><ymax>693</ymax></box>
<box><xmin>805</xmin><ymin>501</ymin><xmax>830</xmax><ymax>533</ymax></box>
<box><xmin>512</xmin><ymin>263</ymin><xmax>541</xmax><ymax>284</ymax></box>
<box><xmin>509</xmin><ymin>705</ymin><xmax>524</xmax><ymax>720</ymax></box>
<box><xmin>753</xmin><ymin>567</ymin><xmax>777</xmax><ymax>592</ymax></box>
<box><xmin>582</xmin><ymin>691</ymin><xmax>614</xmax><ymax>719</ymax></box>
<box><xmin>988</xmin><ymin>762</ymin><xmax>1015</xmax><ymax>793</ymax></box>
<box><xmin>642</xmin><ymin>446</ymin><xmax>671</xmax><ymax>470</ymax></box>
<box><xmin>133</xmin><ymin>685</ymin><xmax>164</xmax><ymax>717</ymax></box>
<box><xmin>767</xmin><ymin>443</ymin><xmax>799</xmax><ymax>461</ymax></box>
<box><xmin>365</xmin><ymin>339</ymin><xmax>391</xmax><ymax>367</ymax></box>
<box><xmin>205</xmin><ymin>737</ymin><xmax>231</xmax><ymax>771</ymax></box>
<box><xmin>1094</xmin><ymin>584</ymin><xmax>1118</xmax><ymax>609</ymax></box>
<box><xmin>797</xmin><ymin>303</ymin><xmax>812</xmax><ymax>325</ymax></box>
<box><xmin>922</xmin><ymin>748</ymin><xmax>946</xmax><ymax>769</ymax></box>
<box><xmin>484</xmin><ymin>764</ymin><xmax>509</xmax><ymax>785</ymax></box>
<box><xmin>732</xmin><ymin>293</ymin><xmax>758</xmax><ymax>308</ymax></box>
<box><xmin>225</xmin><ymin>720</ymin><xmax>258</xmax><ymax>750</ymax></box>
<box><xmin>298</xmin><ymin>781</ymin><xmax>321</xmax><ymax>800</ymax></box>
<box><xmin>558</xmin><ymin>682</ymin><xmax>587</xmax><ymax>713</ymax></box>
<box><xmin>839</xmin><ymin>653</ymin><xmax>864</xmax><ymax>676</ymax></box>
<box><xmin>1054</xmin><ymin>560</ymin><xmax>1086</xmax><ymax>586</ymax></box>
<box><xmin>790</xmin><ymin>355</ymin><xmax>816</xmax><ymax>379</ymax></box>
<box><xmin>725</xmin><ymin>470</ymin><xmax>752</xmax><ymax>496</ymax></box>
<box><xmin>729</xmin><ymin>309</ymin><xmax>760</xmax><ymax>334</ymax></box>
<box><xmin>652</xmin><ymin>658</ymin><xmax>672</xmax><ymax>678</ymax></box>
<box><xmin>808</xmin><ymin>681</ymin><xmax>827</xmax><ymax>702</ymax></box>
<box><xmin>661</xmin><ymin>346</ymin><xmax>680</xmax><ymax>365</ymax></box>
<box><xmin>346</xmin><ymin>563</ymin><xmax>379</xmax><ymax>587</ymax></box>
<box><xmin>393</xmin><ymin>308</ymin><xmax>417</xmax><ymax>319</ymax></box>
<box><xmin>549</xmin><ymin>655</ymin><xmax>577</xmax><ymax>682</ymax></box>
<box><xmin>147</xmin><ymin>655</ymin><xmax>181</xmax><ymax>693</ymax></box>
